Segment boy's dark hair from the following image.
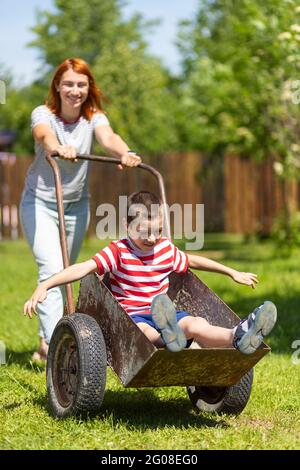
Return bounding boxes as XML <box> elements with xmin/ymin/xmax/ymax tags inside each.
<box><xmin>127</xmin><ymin>191</ymin><xmax>161</xmax><ymax>224</ymax></box>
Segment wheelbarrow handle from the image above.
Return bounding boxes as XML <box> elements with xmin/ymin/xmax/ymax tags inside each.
<box><xmin>46</xmin><ymin>153</ymin><xmax>170</xmax><ymax>314</ymax></box>
<box><xmin>74</xmin><ymin>155</ymin><xmax>170</xmax><ymax>229</ymax></box>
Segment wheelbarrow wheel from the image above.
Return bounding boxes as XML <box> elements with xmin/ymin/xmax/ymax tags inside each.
<box><xmin>187</xmin><ymin>368</ymin><xmax>254</xmax><ymax>416</ymax></box>
<box><xmin>46</xmin><ymin>313</ymin><xmax>107</xmax><ymax>418</ymax></box>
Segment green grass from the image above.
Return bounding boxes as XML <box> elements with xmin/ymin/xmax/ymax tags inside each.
<box><xmin>0</xmin><ymin>235</ymin><xmax>300</xmax><ymax>450</ymax></box>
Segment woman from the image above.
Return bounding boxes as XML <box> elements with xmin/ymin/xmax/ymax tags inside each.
<box><xmin>20</xmin><ymin>58</ymin><xmax>141</xmax><ymax>361</ymax></box>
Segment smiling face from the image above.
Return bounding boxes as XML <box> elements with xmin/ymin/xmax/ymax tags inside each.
<box><xmin>57</xmin><ymin>68</ymin><xmax>89</xmax><ymax>116</ymax></box>
<box><xmin>128</xmin><ymin>213</ymin><xmax>164</xmax><ymax>252</ymax></box>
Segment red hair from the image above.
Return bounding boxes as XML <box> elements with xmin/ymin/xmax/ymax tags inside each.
<box><xmin>46</xmin><ymin>58</ymin><xmax>105</xmax><ymax>120</ymax></box>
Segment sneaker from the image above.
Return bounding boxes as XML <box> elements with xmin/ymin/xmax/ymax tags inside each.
<box><xmin>233</xmin><ymin>301</ymin><xmax>277</xmax><ymax>355</ymax></box>
<box><xmin>151</xmin><ymin>294</ymin><xmax>187</xmax><ymax>352</ymax></box>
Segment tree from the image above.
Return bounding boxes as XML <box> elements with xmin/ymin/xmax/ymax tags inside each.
<box><xmin>177</xmin><ymin>0</ymin><xmax>300</xmax><ymax>238</ymax></box>
<box><xmin>0</xmin><ymin>65</ymin><xmax>46</xmax><ymax>155</ymax></box>
<box><xmin>29</xmin><ymin>0</ymin><xmax>179</xmax><ymax>154</ymax></box>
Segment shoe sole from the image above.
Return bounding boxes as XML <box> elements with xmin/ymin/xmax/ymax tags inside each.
<box><xmin>237</xmin><ymin>301</ymin><xmax>277</xmax><ymax>355</ymax></box>
<box><xmin>151</xmin><ymin>294</ymin><xmax>187</xmax><ymax>352</ymax></box>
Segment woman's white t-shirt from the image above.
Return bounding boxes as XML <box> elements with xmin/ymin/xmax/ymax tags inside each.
<box><xmin>24</xmin><ymin>105</ymin><xmax>110</xmax><ymax>202</ymax></box>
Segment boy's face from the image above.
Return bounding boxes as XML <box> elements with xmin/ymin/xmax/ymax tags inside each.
<box><xmin>128</xmin><ymin>214</ymin><xmax>163</xmax><ymax>252</ymax></box>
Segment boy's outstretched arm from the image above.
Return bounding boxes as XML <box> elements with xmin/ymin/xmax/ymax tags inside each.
<box><xmin>187</xmin><ymin>253</ymin><xmax>258</xmax><ymax>288</ymax></box>
<box><xmin>23</xmin><ymin>259</ymin><xmax>98</xmax><ymax>319</ymax></box>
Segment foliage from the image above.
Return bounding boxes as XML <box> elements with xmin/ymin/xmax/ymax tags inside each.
<box><xmin>178</xmin><ymin>0</ymin><xmax>300</xmax><ymax>173</ymax></box>
<box><xmin>0</xmin><ymin>66</ymin><xmax>45</xmax><ymax>155</ymax></box>
<box><xmin>271</xmin><ymin>211</ymin><xmax>300</xmax><ymax>253</ymax></box>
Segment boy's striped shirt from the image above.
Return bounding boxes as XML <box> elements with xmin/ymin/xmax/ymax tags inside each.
<box><xmin>92</xmin><ymin>237</ymin><xmax>188</xmax><ymax>315</ymax></box>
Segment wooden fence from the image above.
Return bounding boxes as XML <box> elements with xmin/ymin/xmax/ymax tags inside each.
<box><xmin>224</xmin><ymin>154</ymin><xmax>299</xmax><ymax>234</ymax></box>
<box><xmin>0</xmin><ymin>151</ymin><xmax>298</xmax><ymax>240</ymax></box>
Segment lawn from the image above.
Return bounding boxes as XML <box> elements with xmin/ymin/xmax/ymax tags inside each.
<box><xmin>0</xmin><ymin>235</ymin><xmax>299</xmax><ymax>450</ymax></box>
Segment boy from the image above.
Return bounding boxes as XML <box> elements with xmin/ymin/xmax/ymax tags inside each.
<box><xmin>24</xmin><ymin>191</ymin><xmax>277</xmax><ymax>355</ymax></box>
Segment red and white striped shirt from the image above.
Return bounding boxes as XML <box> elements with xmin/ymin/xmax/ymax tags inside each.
<box><xmin>92</xmin><ymin>237</ymin><xmax>188</xmax><ymax>316</ymax></box>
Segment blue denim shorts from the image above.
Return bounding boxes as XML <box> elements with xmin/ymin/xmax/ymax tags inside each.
<box><xmin>131</xmin><ymin>310</ymin><xmax>193</xmax><ymax>348</ymax></box>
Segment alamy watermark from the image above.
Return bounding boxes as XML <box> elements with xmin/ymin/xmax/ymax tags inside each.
<box><xmin>0</xmin><ymin>80</ymin><xmax>6</xmax><ymax>104</ymax></box>
<box><xmin>291</xmin><ymin>80</ymin><xmax>300</xmax><ymax>104</ymax></box>
<box><xmin>0</xmin><ymin>340</ymin><xmax>6</xmax><ymax>365</ymax></box>
<box><xmin>95</xmin><ymin>197</ymin><xmax>204</xmax><ymax>250</ymax></box>
<box><xmin>291</xmin><ymin>339</ymin><xmax>300</xmax><ymax>365</ymax></box>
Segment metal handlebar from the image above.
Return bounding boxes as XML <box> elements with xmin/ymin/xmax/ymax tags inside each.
<box><xmin>46</xmin><ymin>153</ymin><xmax>170</xmax><ymax>314</ymax></box>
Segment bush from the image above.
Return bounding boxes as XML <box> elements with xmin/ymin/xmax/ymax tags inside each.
<box><xmin>271</xmin><ymin>211</ymin><xmax>300</xmax><ymax>253</ymax></box>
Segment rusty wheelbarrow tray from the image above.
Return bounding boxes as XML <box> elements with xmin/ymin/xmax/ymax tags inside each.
<box><xmin>46</xmin><ymin>154</ymin><xmax>269</xmax><ymax>418</ymax></box>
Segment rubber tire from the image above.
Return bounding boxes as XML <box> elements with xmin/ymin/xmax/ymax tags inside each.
<box><xmin>47</xmin><ymin>313</ymin><xmax>107</xmax><ymax>418</ymax></box>
<box><xmin>187</xmin><ymin>369</ymin><xmax>254</xmax><ymax>416</ymax></box>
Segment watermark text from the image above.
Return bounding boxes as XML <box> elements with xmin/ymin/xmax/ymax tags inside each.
<box><xmin>0</xmin><ymin>340</ymin><xmax>6</xmax><ymax>365</ymax></box>
<box><xmin>291</xmin><ymin>339</ymin><xmax>300</xmax><ymax>365</ymax></box>
<box><xmin>0</xmin><ymin>80</ymin><xmax>6</xmax><ymax>104</ymax></box>
<box><xmin>95</xmin><ymin>197</ymin><xmax>204</xmax><ymax>250</ymax></box>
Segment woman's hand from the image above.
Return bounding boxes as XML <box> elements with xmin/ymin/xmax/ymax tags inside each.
<box><xmin>94</xmin><ymin>125</ymin><xmax>142</xmax><ymax>168</ymax></box>
<box><xmin>230</xmin><ymin>270</ymin><xmax>258</xmax><ymax>289</ymax></box>
<box><xmin>23</xmin><ymin>285</ymin><xmax>48</xmax><ymax>319</ymax></box>
<box><xmin>54</xmin><ymin>145</ymin><xmax>78</xmax><ymax>162</ymax></box>
<box><xmin>118</xmin><ymin>151</ymin><xmax>142</xmax><ymax>170</ymax></box>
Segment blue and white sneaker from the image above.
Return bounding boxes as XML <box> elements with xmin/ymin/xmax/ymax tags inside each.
<box><xmin>151</xmin><ymin>294</ymin><xmax>187</xmax><ymax>352</ymax></box>
<box><xmin>233</xmin><ymin>301</ymin><xmax>277</xmax><ymax>355</ymax></box>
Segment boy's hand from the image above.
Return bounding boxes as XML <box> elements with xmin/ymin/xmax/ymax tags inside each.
<box><xmin>230</xmin><ymin>270</ymin><xmax>258</xmax><ymax>289</ymax></box>
<box><xmin>23</xmin><ymin>286</ymin><xmax>48</xmax><ymax>319</ymax></box>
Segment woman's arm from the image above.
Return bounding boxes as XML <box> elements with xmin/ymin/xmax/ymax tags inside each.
<box><xmin>33</xmin><ymin>124</ymin><xmax>77</xmax><ymax>160</ymax></box>
<box><xmin>94</xmin><ymin>125</ymin><xmax>141</xmax><ymax>169</ymax></box>
<box><xmin>187</xmin><ymin>253</ymin><xmax>258</xmax><ymax>288</ymax></box>
<box><xmin>24</xmin><ymin>259</ymin><xmax>98</xmax><ymax>318</ymax></box>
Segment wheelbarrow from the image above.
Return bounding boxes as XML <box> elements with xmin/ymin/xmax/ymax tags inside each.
<box><xmin>45</xmin><ymin>154</ymin><xmax>270</xmax><ymax>418</ymax></box>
